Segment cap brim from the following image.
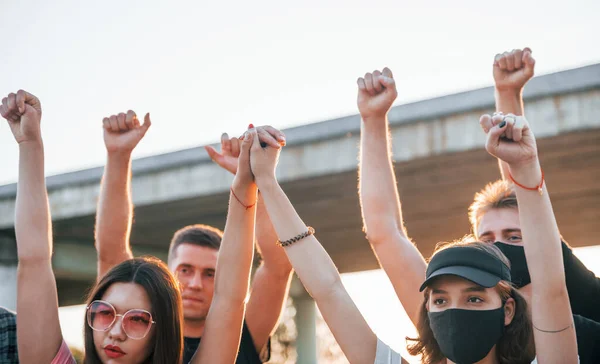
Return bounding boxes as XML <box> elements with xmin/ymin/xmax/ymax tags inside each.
<box><xmin>419</xmin><ymin>266</ymin><xmax>502</xmax><ymax>292</ymax></box>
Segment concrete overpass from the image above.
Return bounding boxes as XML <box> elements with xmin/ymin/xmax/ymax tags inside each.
<box><xmin>0</xmin><ymin>64</ymin><xmax>599</xmax><ymax>361</ymax></box>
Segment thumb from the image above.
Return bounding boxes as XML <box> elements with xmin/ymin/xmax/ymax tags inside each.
<box><xmin>522</xmin><ymin>50</ymin><xmax>535</xmax><ymax>77</ymax></box>
<box><xmin>378</xmin><ymin>75</ymin><xmax>396</xmax><ymax>89</ymax></box>
<box><xmin>486</xmin><ymin>117</ymin><xmax>508</xmax><ymax>152</ymax></box>
<box><xmin>205</xmin><ymin>145</ymin><xmax>225</xmax><ymax>164</ymax></box>
<box><xmin>250</xmin><ymin>127</ymin><xmax>261</xmax><ymax>151</ymax></box>
<box><xmin>239</xmin><ymin>129</ymin><xmax>254</xmax><ymax>161</ymax></box>
<box><xmin>140</xmin><ymin>113</ymin><xmax>152</xmax><ymax>133</ymax></box>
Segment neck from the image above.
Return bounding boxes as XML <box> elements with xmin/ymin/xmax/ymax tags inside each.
<box><xmin>446</xmin><ymin>345</ymin><xmax>499</xmax><ymax>364</ymax></box>
<box><xmin>183</xmin><ymin>317</ymin><xmax>206</xmax><ymax>339</ymax></box>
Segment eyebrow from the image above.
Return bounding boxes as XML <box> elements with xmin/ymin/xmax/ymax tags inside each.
<box><xmin>502</xmin><ymin>229</ymin><xmax>521</xmax><ymax>234</ymax></box>
<box><xmin>432</xmin><ymin>286</ymin><xmax>486</xmax><ymax>294</ymax></box>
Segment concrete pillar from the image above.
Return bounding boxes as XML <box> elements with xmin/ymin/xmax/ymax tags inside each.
<box><xmin>291</xmin><ymin>277</ymin><xmax>317</xmax><ymax>364</ymax></box>
<box><xmin>0</xmin><ymin>235</ymin><xmax>17</xmax><ymax>310</ymax></box>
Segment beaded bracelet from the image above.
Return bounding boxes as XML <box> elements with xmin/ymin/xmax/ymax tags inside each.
<box><xmin>277</xmin><ymin>227</ymin><xmax>315</xmax><ymax>247</ymax></box>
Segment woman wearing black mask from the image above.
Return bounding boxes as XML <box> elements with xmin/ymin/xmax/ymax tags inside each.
<box><xmin>357</xmin><ymin>68</ymin><xmax>577</xmax><ymax>362</ymax></box>
<box><xmin>406</xmin><ymin>240</ymin><xmax>534</xmax><ymax>364</ymax></box>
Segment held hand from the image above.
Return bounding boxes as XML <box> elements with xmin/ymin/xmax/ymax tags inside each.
<box><xmin>480</xmin><ymin>113</ymin><xmax>538</xmax><ymax>167</ymax></box>
<box><xmin>493</xmin><ymin>48</ymin><xmax>536</xmax><ymax>92</ymax></box>
<box><xmin>102</xmin><ymin>111</ymin><xmax>151</xmax><ymax>154</ymax></box>
<box><xmin>233</xmin><ymin>127</ymin><xmax>255</xmax><ymax>189</ymax></box>
<box><xmin>357</xmin><ymin>67</ymin><xmax>397</xmax><ymax>123</ymax></box>
<box><xmin>0</xmin><ymin>90</ymin><xmax>43</xmax><ymax>144</ymax></box>
<box><xmin>248</xmin><ymin>127</ymin><xmax>281</xmax><ymax>186</ymax></box>
<box><xmin>206</xmin><ymin>125</ymin><xmax>285</xmax><ymax>175</ymax></box>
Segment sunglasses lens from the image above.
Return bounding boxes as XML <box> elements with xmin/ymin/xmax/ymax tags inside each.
<box><xmin>123</xmin><ymin>310</ymin><xmax>152</xmax><ymax>339</ymax></box>
<box><xmin>87</xmin><ymin>301</ymin><xmax>115</xmax><ymax>331</ymax></box>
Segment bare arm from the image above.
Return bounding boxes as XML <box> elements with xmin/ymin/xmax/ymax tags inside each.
<box><xmin>206</xmin><ymin>126</ymin><xmax>292</xmax><ymax>353</ymax></box>
<box><xmin>357</xmin><ymin>68</ymin><xmax>426</xmax><ymax>326</ymax></box>
<box><xmin>245</xmin><ymin>194</ymin><xmax>293</xmax><ymax>353</ymax></box>
<box><xmin>260</xmin><ymin>179</ymin><xmax>377</xmax><ymax>363</ymax></box>
<box><xmin>2</xmin><ymin>91</ymin><xmax>63</xmax><ymax>363</ymax></box>
<box><xmin>248</xmin><ymin>127</ymin><xmax>380</xmax><ymax>364</ymax></box>
<box><xmin>489</xmin><ymin>48</ymin><xmax>535</xmax><ymax>180</ymax></box>
<box><xmin>194</xmin><ymin>131</ymin><xmax>258</xmax><ymax>364</ymax></box>
<box><xmin>95</xmin><ymin>111</ymin><xmax>151</xmax><ymax>279</ymax></box>
<box><xmin>483</xmin><ymin>114</ymin><xmax>577</xmax><ymax>363</ymax></box>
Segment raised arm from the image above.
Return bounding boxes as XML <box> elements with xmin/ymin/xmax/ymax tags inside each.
<box><xmin>1</xmin><ymin>90</ymin><xmax>63</xmax><ymax>363</ymax></box>
<box><xmin>357</xmin><ymin>68</ymin><xmax>426</xmax><ymax>326</ymax></box>
<box><xmin>194</xmin><ymin>128</ymin><xmax>259</xmax><ymax>364</ymax></box>
<box><xmin>485</xmin><ymin>48</ymin><xmax>535</xmax><ymax>180</ymax></box>
<box><xmin>248</xmin><ymin>128</ymin><xmax>379</xmax><ymax>363</ymax></box>
<box><xmin>207</xmin><ymin>127</ymin><xmax>292</xmax><ymax>354</ymax></box>
<box><xmin>95</xmin><ymin>111</ymin><xmax>151</xmax><ymax>279</ymax></box>
<box><xmin>482</xmin><ymin>113</ymin><xmax>577</xmax><ymax>363</ymax></box>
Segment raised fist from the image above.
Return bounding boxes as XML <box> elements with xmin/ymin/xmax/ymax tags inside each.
<box><xmin>0</xmin><ymin>90</ymin><xmax>43</xmax><ymax>144</ymax></box>
<box><xmin>102</xmin><ymin>111</ymin><xmax>151</xmax><ymax>154</ymax></box>
<box><xmin>493</xmin><ymin>48</ymin><xmax>536</xmax><ymax>92</ymax></box>
<box><xmin>480</xmin><ymin>113</ymin><xmax>538</xmax><ymax>166</ymax></box>
<box><xmin>357</xmin><ymin>67</ymin><xmax>397</xmax><ymax>122</ymax></box>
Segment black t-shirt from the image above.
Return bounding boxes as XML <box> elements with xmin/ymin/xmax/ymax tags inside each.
<box><xmin>562</xmin><ymin>241</ymin><xmax>600</xmax><ymax>322</ymax></box>
<box><xmin>183</xmin><ymin>321</ymin><xmax>270</xmax><ymax>364</ymax></box>
<box><xmin>573</xmin><ymin>314</ymin><xmax>600</xmax><ymax>364</ymax></box>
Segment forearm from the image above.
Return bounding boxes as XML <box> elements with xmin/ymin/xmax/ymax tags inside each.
<box><xmin>359</xmin><ymin>120</ymin><xmax>405</xmax><ymax>242</ymax></box>
<box><xmin>258</xmin><ymin>179</ymin><xmax>341</xmax><ymax>300</ymax></box>
<box><xmin>213</xmin><ymin>182</ymin><xmax>257</xmax><ymax>303</ymax></box>
<box><xmin>95</xmin><ymin>152</ymin><xmax>134</xmax><ymax>272</ymax></box>
<box><xmin>259</xmin><ymin>178</ymin><xmax>377</xmax><ymax>363</ymax></box>
<box><xmin>495</xmin><ymin>89</ymin><xmax>524</xmax><ymax>180</ymax></box>
<box><xmin>15</xmin><ymin>141</ymin><xmax>52</xmax><ymax>262</ymax></box>
<box><xmin>255</xmin><ymin>194</ymin><xmax>293</xmax><ymax>276</ymax></box>
<box><xmin>511</xmin><ymin>159</ymin><xmax>566</xmax><ymax>291</ymax></box>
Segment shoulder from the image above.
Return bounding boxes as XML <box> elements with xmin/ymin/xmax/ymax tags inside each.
<box><xmin>375</xmin><ymin>338</ymin><xmax>405</xmax><ymax>364</ymax></box>
<box><xmin>51</xmin><ymin>340</ymin><xmax>77</xmax><ymax>364</ymax></box>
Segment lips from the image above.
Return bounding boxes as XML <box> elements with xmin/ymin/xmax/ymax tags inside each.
<box><xmin>104</xmin><ymin>345</ymin><xmax>126</xmax><ymax>359</ymax></box>
<box><xmin>182</xmin><ymin>296</ymin><xmax>204</xmax><ymax>303</ymax></box>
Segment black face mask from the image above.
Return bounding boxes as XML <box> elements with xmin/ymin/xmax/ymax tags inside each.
<box><xmin>494</xmin><ymin>242</ymin><xmax>531</xmax><ymax>288</ymax></box>
<box><xmin>428</xmin><ymin>307</ymin><xmax>505</xmax><ymax>364</ymax></box>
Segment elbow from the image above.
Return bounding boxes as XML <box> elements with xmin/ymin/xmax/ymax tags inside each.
<box><xmin>365</xmin><ymin>225</ymin><xmax>407</xmax><ymax>247</ymax></box>
<box><xmin>305</xmin><ymin>274</ymin><xmax>344</xmax><ymax>303</ymax></box>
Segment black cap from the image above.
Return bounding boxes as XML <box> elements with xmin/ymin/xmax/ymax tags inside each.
<box><xmin>419</xmin><ymin>246</ymin><xmax>511</xmax><ymax>292</ymax></box>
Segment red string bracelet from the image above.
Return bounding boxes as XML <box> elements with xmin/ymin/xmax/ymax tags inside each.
<box><xmin>508</xmin><ymin>168</ymin><xmax>545</xmax><ymax>196</ymax></box>
<box><xmin>230</xmin><ymin>187</ymin><xmax>256</xmax><ymax>210</ymax></box>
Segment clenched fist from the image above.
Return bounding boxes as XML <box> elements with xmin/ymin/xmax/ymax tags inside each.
<box><xmin>0</xmin><ymin>90</ymin><xmax>43</xmax><ymax>144</ymax></box>
<box><xmin>494</xmin><ymin>48</ymin><xmax>536</xmax><ymax>92</ymax></box>
<box><xmin>102</xmin><ymin>110</ymin><xmax>151</xmax><ymax>154</ymax></box>
<box><xmin>357</xmin><ymin>67</ymin><xmax>397</xmax><ymax>123</ymax></box>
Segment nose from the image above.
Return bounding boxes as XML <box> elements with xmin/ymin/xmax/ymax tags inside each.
<box><xmin>186</xmin><ymin>271</ymin><xmax>204</xmax><ymax>290</ymax></box>
<box><xmin>107</xmin><ymin>315</ymin><xmax>127</xmax><ymax>341</ymax></box>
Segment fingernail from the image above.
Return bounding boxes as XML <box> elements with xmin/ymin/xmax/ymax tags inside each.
<box><xmin>18</xmin><ymin>106</ymin><xmax>24</xmax><ymax>113</ymax></box>
<box><xmin>248</xmin><ymin>123</ymin><xmax>254</xmax><ymax>129</ymax></box>
<box><xmin>499</xmin><ymin>121</ymin><xmax>506</xmax><ymax>128</ymax></box>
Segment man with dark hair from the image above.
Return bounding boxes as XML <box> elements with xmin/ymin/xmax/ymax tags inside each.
<box><xmin>0</xmin><ymin>306</ymin><xmax>18</xmax><ymax>363</ymax></box>
<box><xmin>94</xmin><ymin>113</ymin><xmax>292</xmax><ymax>364</ymax></box>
